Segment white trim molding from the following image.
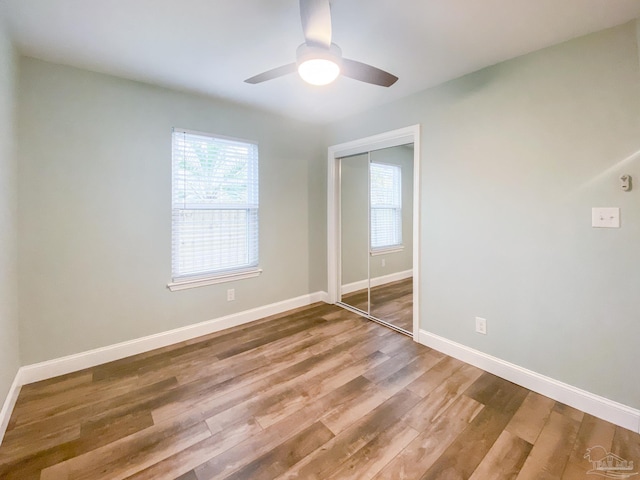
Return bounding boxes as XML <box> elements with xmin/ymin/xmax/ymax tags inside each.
<box><xmin>419</xmin><ymin>329</ymin><xmax>640</xmax><ymax>434</ymax></box>
<box><xmin>370</xmin><ymin>246</ymin><xmax>404</xmax><ymax>256</ymax></box>
<box><xmin>327</xmin><ymin>124</ymin><xmax>421</xmax><ymax>342</ymax></box>
<box><xmin>0</xmin><ymin>370</ymin><xmax>23</xmax><ymax>445</ymax></box>
<box><xmin>341</xmin><ymin>269</ymin><xmax>413</xmax><ymax>295</ymax></box>
<box><xmin>168</xmin><ymin>268</ymin><xmax>263</xmax><ymax>291</ymax></box>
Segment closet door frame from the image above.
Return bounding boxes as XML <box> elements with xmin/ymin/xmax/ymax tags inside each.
<box><xmin>327</xmin><ymin>125</ymin><xmax>421</xmax><ymax>341</ymax></box>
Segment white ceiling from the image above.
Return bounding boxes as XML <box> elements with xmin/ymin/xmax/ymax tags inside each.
<box><xmin>3</xmin><ymin>0</ymin><xmax>640</xmax><ymax>124</ymax></box>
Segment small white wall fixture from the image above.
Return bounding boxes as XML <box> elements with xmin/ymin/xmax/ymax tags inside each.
<box><xmin>327</xmin><ymin>124</ymin><xmax>421</xmax><ymax>340</ymax></box>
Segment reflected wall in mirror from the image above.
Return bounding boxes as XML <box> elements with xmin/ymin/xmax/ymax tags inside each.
<box><xmin>340</xmin><ymin>153</ymin><xmax>369</xmax><ymax>315</ymax></box>
<box><xmin>369</xmin><ymin>146</ymin><xmax>413</xmax><ymax>332</ymax></box>
<box><xmin>338</xmin><ymin>145</ymin><xmax>414</xmax><ymax>335</ymax></box>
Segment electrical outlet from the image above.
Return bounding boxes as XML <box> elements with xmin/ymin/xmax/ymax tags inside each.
<box><xmin>227</xmin><ymin>288</ymin><xmax>235</xmax><ymax>301</ymax></box>
<box><xmin>381</xmin><ymin>259</ymin><xmax>386</xmax><ymax>267</ymax></box>
<box><xmin>475</xmin><ymin>317</ymin><xmax>487</xmax><ymax>335</ymax></box>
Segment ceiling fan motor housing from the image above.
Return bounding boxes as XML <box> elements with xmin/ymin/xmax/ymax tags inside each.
<box><xmin>296</xmin><ymin>43</ymin><xmax>343</xmax><ymax>68</ymax></box>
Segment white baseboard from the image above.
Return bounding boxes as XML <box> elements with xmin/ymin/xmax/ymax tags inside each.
<box><xmin>419</xmin><ymin>330</ymin><xmax>640</xmax><ymax>434</ymax></box>
<box><xmin>18</xmin><ymin>291</ymin><xmax>328</xmax><ymax>386</ymax></box>
<box><xmin>341</xmin><ymin>269</ymin><xmax>412</xmax><ymax>295</ymax></box>
<box><xmin>0</xmin><ymin>291</ymin><xmax>329</xmax><ymax>445</ymax></box>
<box><xmin>0</xmin><ymin>369</ymin><xmax>23</xmax><ymax>446</ymax></box>
<box><xmin>341</xmin><ymin>279</ymin><xmax>368</xmax><ymax>296</ymax></box>
<box><xmin>371</xmin><ymin>269</ymin><xmax>412</xmax><ymax>288</ymax></box>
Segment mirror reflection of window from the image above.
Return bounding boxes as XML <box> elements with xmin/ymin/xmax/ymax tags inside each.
<box><xmin>370</xmin><ymin>162</ymin><xmax>402</xmax><ymax>252</ymax></box>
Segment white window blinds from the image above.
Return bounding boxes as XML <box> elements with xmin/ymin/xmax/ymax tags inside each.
<box><xmin>370</xmin><ymin>162</ymin><xmax>402</xmax><ymax>250</ymax></box>
<box><xmin>171</xmin><ymin>129</ymin><xmax>259</xmax><ymax>282</ymax></box>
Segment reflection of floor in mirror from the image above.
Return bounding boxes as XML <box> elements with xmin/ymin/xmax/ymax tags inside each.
<box><xmin>341</xmin><ymin>277</ymin><xmax>413</xmax><ymax>332</ymax></box>
<box><xmin>340</xmin><ymin>287</ymin><xmax>368</xmax><ymax>314</ymax></box>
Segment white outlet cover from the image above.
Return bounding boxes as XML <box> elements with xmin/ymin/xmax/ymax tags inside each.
<box><xmin>592</xmin><ymin>207</ymin><xmax>620</xmax><ymax>228</ymax></box>
<box><xmin>475</xmin><ymin>317</ymin><xmax>487</xmax><ymax>335</ymax></box>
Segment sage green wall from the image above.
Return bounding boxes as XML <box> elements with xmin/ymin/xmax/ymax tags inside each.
<box><xmin>0</xmin><ymin>22</ymin><xmax>19</xmax><ymax>403</ymax></box>
<box><xmin>326</xmin><ymin>23</ymin><xmax>640</xmax><ymax>409</ymax></box>
<box><xmin>17</xmin><ymin>57</ymin><xmax>325</xmax><ymax>364</ymax></box>
<box><xmin>340</xmin><ymin>154</ymin><xmax>369</xmax><ymax>286</ymax></box>
<box><xmin>308</xmin><ymin>130</ymin><xmax>328</xmax><ymax>294</ymax></box>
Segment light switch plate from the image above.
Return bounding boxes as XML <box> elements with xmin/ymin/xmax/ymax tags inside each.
<box><xmin>592</xmin><ymin>208</ymin><xmax>620</xmax><ymax>228</ymax></box>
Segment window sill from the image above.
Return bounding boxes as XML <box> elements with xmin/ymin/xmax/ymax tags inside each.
<box><xmin>167</xmin><ymin>268</ymin><xmax>262</xmax><ymax>291</ymax></box>
<box><xmin>370</xmin><ymin>246</ymin><xmax>404</xmax><ymax>256</ymax></box>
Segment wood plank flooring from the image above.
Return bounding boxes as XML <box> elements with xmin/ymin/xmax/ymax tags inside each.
<box><xmin>0</xmin><ymin>302</ymin><xmax>638</xmax><ymax>479</ymax></box>
<box><xmin>341</xmin><ymin>277</ymin><xmax>413</xmax><ymax>332</ymax></box>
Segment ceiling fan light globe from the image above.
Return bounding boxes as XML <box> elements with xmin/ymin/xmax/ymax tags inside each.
<box><xmin>298</xmin><ymin>58</ymin><xmax>340</xmax><ymax>85</ymax></box>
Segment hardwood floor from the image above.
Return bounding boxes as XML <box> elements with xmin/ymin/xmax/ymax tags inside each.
<box><xmin>341</xmin><ymin>277</ymin><xmax>413</xmax><ymax>332</ymax></box>
<box><xmin>0</xmin><ymin>302</ymin><xmax>638</xmax><ymax>479</ymax></box>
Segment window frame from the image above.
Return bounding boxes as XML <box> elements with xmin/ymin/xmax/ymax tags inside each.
<box><xmin>167</xmin><ymin>128</ymin><xmax>261</xmax><ymax>291</ymax></box>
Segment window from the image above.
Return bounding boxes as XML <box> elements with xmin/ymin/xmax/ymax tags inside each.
<box><xmin>370</xmin><ymin>162</ymin><xmax>402</xmax><ymax>252</ymax></box>
<box><xmin>169</xmin><ymin>129</ymin><xmax>260</xmax><ymax>290</ymax></box>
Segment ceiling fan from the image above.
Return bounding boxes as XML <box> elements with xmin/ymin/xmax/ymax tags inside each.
<box><xmin>244</xmin><ymin>0</ymin><xmax>398</xmax><ymax>87</ymax></box>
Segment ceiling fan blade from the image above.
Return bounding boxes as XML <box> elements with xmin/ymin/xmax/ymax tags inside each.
<box><xmin>244</xmin><ymin>63</ymin><xmax>297</xmax><ymax>84</ymax></box>
<box><xmin>341</xmin><ymin>58</ymin><xmax>398</xmax><ymax>87</ymax></box>
<box><xmin>300</xmin><ymin>0</ymin><xmax>332</xmax><ymax>48</ymax></box>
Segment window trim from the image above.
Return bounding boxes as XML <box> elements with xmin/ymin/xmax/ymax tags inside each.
<box><xmin>370</xmin><ymin>245</ymin><xmax>404</xmax><ymax>256</ymax></box>
<box><xmin>168</xmin><ymin>128</ymin><xmax>260</xmax><ymax>291</ymax></box>
<box><xmin>167</xmin><ymin>267</ymin><xmax>262</xmax><ymax>291</ymax></box>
